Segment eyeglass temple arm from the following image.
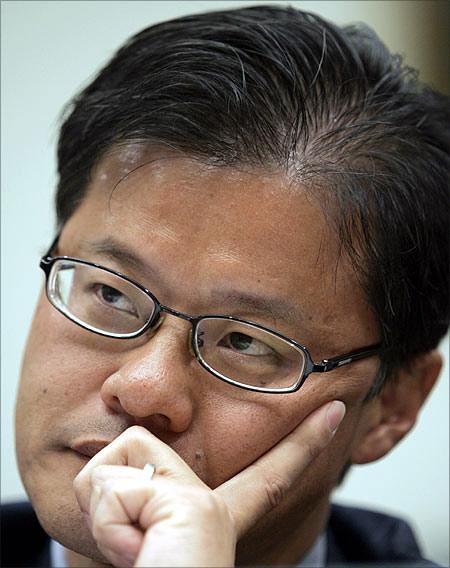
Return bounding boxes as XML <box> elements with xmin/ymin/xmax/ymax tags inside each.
<box><xmin>40</xmin><ymin>235</ymin><xmax>61</xmax><ymax>263</ymax></box>
<box><xmin>312</xmin><ymin>344</ymin><xmax>382</xmax><ymax>373</ymax></box>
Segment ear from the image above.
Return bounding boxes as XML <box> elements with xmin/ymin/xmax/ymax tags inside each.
<box><xmin>351</xmin><ymin>350</ymin><xmax>442</xmax><ymax>465</ymax></box>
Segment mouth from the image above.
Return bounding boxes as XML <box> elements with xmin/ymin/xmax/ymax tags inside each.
<box><xmin>70</xmin><ymin>440</ymin><xmax>111</xmax><ymax>460</ymax></box>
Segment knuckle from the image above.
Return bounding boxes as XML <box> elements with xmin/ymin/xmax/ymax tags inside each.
<box><xmin>72</xmin><ymin>473</ymin><xmax>88</xmax><ymax>511</ymax></box>
<box><xmin>92</xmin><ymin>517</ymin><xmax>109</xmax><ymax>543</ymax></box>
<box><xmin>101</xmin><ymin>478</ymin><xmax>118</xmax><ymax>494</ymax></box>
<box><xmin>90</xmin><ymin>465</ymin><xmax>107</xmax><ymax>484</ymax></box>
<box><xmin>127</xmin><ymin>426</ymin><xmax>153</xmax><ymax>455</ymax></box>
<box><xmin>304</xmin><ymin>439</ymin><xmax>320</xmax><ymax>462</ymax></box>
<box><xmin>262</xmin><ymin>473</ymin><xmax>290</xmax><ymax>511</ymax></box>
<box><xmin>187</xmin><ymin>487</ymin><xmax>217</xmax><ymax>510</ymax></box>
<box><xmin>72</xmin><ymin>471</ymin><xmax>83</xmax><ymax>493</ymax></box>
<box><xmin>178</xmin><ymin>487</ymin><xmax>229</xmax><ymax>519</ymax></box>
<box><xmin>123</xmin><ymin>425</ymin><xmax>147</xmax><ymax>448</ymax></box>
<box><xmin>102</xmin><ymin>478</ymin><xmax>129</xmax><ymax>504</ymax></box>
<box><xmin>198</xmin><ymin>494</ymin><xmax>216</xmax><ymax>515</ymax></box>
<box><xmin>126</xmin><ymin>424</ymin><xmax>148</xmax><ymax>438</ymax></box>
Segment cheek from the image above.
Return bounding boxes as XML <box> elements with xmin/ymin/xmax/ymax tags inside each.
<box><xmin>200</xmin><ymin>371</ymin><xmax>370</xmax><ymax>488</ymax></box>
<box><xmin>21</xmin><ymin>293</ymin><xmax>120</xmax><ymax>387</ymax></box>
<box><xmin>15</xmin><ymin>299</ymin><xmax>124</xmax><ymax>542</ymax></box>
<box><xmin>16</xmin><ymin>296</ymin><xmax>119</xmax><ymax>452</ymax></box>
<box><xmin>198</xmin><ymin>388</ymin><xmax>318</xmax><ymax>488</ymax></box>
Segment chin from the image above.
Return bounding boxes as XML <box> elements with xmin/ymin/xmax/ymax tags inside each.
<box><xmin>20</xmin><ymin>453</ymin><xmax>107</xmax><ymax>564</ymax></box>
<box><xmin>35</xmin><ymin>495</ymin><xmax>107</xmax><ymax>564</ymax></box>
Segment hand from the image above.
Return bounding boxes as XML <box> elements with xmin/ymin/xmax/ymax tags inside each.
<box><xmin>74</xmin><ymin>432</ymin><xmax>235</xmax><ymax>567</ymax></box>
<box><xmin>73</xmin><ymin>400</ymin><xmax>346</xmax><ymax>567</ymax></box>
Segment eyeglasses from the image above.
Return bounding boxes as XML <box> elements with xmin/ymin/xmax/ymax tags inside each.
<box><xmin>40</xmin><ymin>239</ymin><xmax>381</xmax><ymax>394</ymax></box>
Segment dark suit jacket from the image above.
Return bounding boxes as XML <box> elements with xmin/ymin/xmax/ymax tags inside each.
<box><xmin>0</xmin><ymin>501</ymin><xmax>440</xmax><ymax>567</ymax></box>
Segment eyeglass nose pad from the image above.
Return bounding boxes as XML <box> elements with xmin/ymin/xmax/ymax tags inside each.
<box><xmin>188</xmin><ymin>328</ymin><xmax>195</xmax><ymax>357</ymax></box>
<box><xmin>147</xmin><ymin>314</ymin><xmax>165</xmax><ymax>336</ymax></box>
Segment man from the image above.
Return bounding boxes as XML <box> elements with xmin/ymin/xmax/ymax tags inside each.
<box><xmin>2</xmin><ymin>4</ymin><xmax>449</xmax><ymax>567</ymax></box>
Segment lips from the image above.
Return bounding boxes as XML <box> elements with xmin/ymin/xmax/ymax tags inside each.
<box><xmin>70</xmin><ymin>440</ymin><xmax>111</xmax><ymax>459</ymax></box>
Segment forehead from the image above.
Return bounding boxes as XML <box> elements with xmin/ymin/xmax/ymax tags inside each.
<box><xmin>61</xmin><ymin>146</ymin><xmax>377</xmax><ymax>352</ymax></box>
<box><xmin>76</xmin><ymin>146</ymin><xmax>333</xmax><ymax>267</ymax></box>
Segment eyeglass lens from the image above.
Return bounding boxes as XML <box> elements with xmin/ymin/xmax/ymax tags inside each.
<box><xmin>48</xmin><ymin>260</ymin><xmax>156</xmax><ymax>336</ymax></box>
<box><xmin>195</xmin><ymin>319</ymin><xmax>306</xmax><ymax>389</ymax></box>
<box><xmin>48</xmin><ymin>260</ymin><xmax>306</xmax><ymax>390</ymax></box>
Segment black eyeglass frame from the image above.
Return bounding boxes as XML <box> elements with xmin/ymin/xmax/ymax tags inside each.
<box><xmin>40</xmin><ymin>237</ymin><xmax>382</xmax><ymax>394</ymax></box>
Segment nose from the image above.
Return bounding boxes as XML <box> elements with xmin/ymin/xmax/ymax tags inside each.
<box><xmin>100</xmin><ymin>321</ymin><xmax>197</xmax><ymax>433</ymax></box>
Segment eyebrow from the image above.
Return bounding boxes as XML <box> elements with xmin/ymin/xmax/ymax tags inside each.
<box><xmin>208</xmin><ymin>289</ymin><xmax>302</xmax><ymax>326</ymax></box>
<box><xmin>79</xmin><ymin>237</ymin><xmax>161</xmax><ymax>280</ymax></box>
<box><xmin>78</xmin><ymin>237</ymin><xmax>303</xmax><ymax>326</ymax></box>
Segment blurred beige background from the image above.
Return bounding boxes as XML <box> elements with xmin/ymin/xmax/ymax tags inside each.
<box><xmin>2</xmin><ymin>1</ymin><xmax>449</xmax><ymax>565</ymax></box>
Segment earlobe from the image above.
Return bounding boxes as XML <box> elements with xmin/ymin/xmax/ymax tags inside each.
<box><xmin>351</xmin><ymin>350</ymin><xmax>442</xmax><ymax>465</ymax></box>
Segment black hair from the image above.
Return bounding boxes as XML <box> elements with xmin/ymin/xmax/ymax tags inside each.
<box><xmin>55</xmin><ymin>5</ymin><xmax>449</xmax><ymax>393</ymax></box>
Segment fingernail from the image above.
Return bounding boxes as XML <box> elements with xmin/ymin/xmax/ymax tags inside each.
<box><xmin>326</xmin><ymin>400</ymin><xmax>346</xmax><ymax>434</ymax></box>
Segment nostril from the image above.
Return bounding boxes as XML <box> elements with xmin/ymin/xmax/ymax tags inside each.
<box><xmin>143</xmin><ymin>413</ymin><xmax>171</xmax><ymax>431</ymax></box>
<box><xmin>109</xmin><ymin>395</ymin><xmax>123</xmax><ymax>413</ymax></box>
<box><xmin>100</xmin><ymin>345</ymin><xmax>195</xmax><ymax>432</ymax></box>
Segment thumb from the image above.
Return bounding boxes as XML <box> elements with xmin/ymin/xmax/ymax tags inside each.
<box><xmin>216</xmin><ymin>400</ymin><xmax>346</xmax><ymax>537</ymax></box>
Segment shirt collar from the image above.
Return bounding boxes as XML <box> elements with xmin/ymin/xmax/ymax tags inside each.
<box><xmin>296</xmin><ymin>533</ymin><xmax>327</xmax><ymax>567</ymax></box>
<box><xmin>51</xmin><ymin>532</ymin><xmax>327</xmax><ymax>567</ymax></box>
<box><xmin>50</xmin><ymin>539</ymin><xmax>68</xmax><ymax>568</ymax></box>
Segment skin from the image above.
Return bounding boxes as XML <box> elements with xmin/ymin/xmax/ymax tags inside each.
<box><xmin>73</xmin><ymin>402</ymin><xmax>345</xmax><ymax>567</ymax></box>
<box><xmin>15</xmin><ymin>148</ymin><xmax>441</xmax><ymax>566</ymax></box>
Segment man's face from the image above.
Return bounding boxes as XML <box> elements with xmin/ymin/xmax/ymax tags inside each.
<box><xmin>16</xmin><ymin>149</ymin><xmax>379</xmax><ymax>561</ymax></box>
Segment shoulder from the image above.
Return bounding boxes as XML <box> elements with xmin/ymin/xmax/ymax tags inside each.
<box><xmin>327</xmin><ymin>503</ymin><xmax>439</xmax><ymax>566</ymax></box>
<box><xmin>1</xmin><ymin>501</ymin><xmax>51</xmax><ymax>567</ymax></box>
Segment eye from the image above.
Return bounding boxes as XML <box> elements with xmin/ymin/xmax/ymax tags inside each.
<box><xmin>219</xmin><ymin>331</ymin><xmax>275</xmax><ymax>356</ymax></box>
<box><xmin>94</xmin><ymin>284</ymin><xmax>138</xmax><ymax>316</ymax></box>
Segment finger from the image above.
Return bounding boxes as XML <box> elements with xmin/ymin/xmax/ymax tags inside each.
<box><xmin>91</xmin><ymin>478</ymin><xmax>150</xmax><ymax>567</ymax></box>
<box><xmin>83</xmin><ymin>425</ymin><xmax>195</xmax><ymax>474</ymax></box>
<box><xmin>96</xmin><ymin>540</ymin><xmax>137</xmax><ymax>568</ymax></box>
<box><xmin>74</xmin><ymin>425</ymin><xmax>204</xmax><ymax>514</ymax></box>
<box><xmin>92</xmin><ymin>476</ymin><xmax>157</xmax><ymax>527</ymax></box>
<box><xmin>88</xmin><ymin>466</ymin><xmax>146</xmax><ymax>522</ymax></box>
<box><xmin>133</xmin><ymin>483</ymin><xmax>237</xmax><ymax>568</ymax></box>
<box><xmin>216</xmin><ymin>400</ymin><xmax>346</xmax><ymax>536</ymax></box>
<box><xmin>90</xmin><ymin>477</ymin><xmax>193</xmax><ymax>565</ymax></box>
<box><xmin>77</xmin><ymin>463</ymin><xmax>146</xmax><ymax>516</ymax></box>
